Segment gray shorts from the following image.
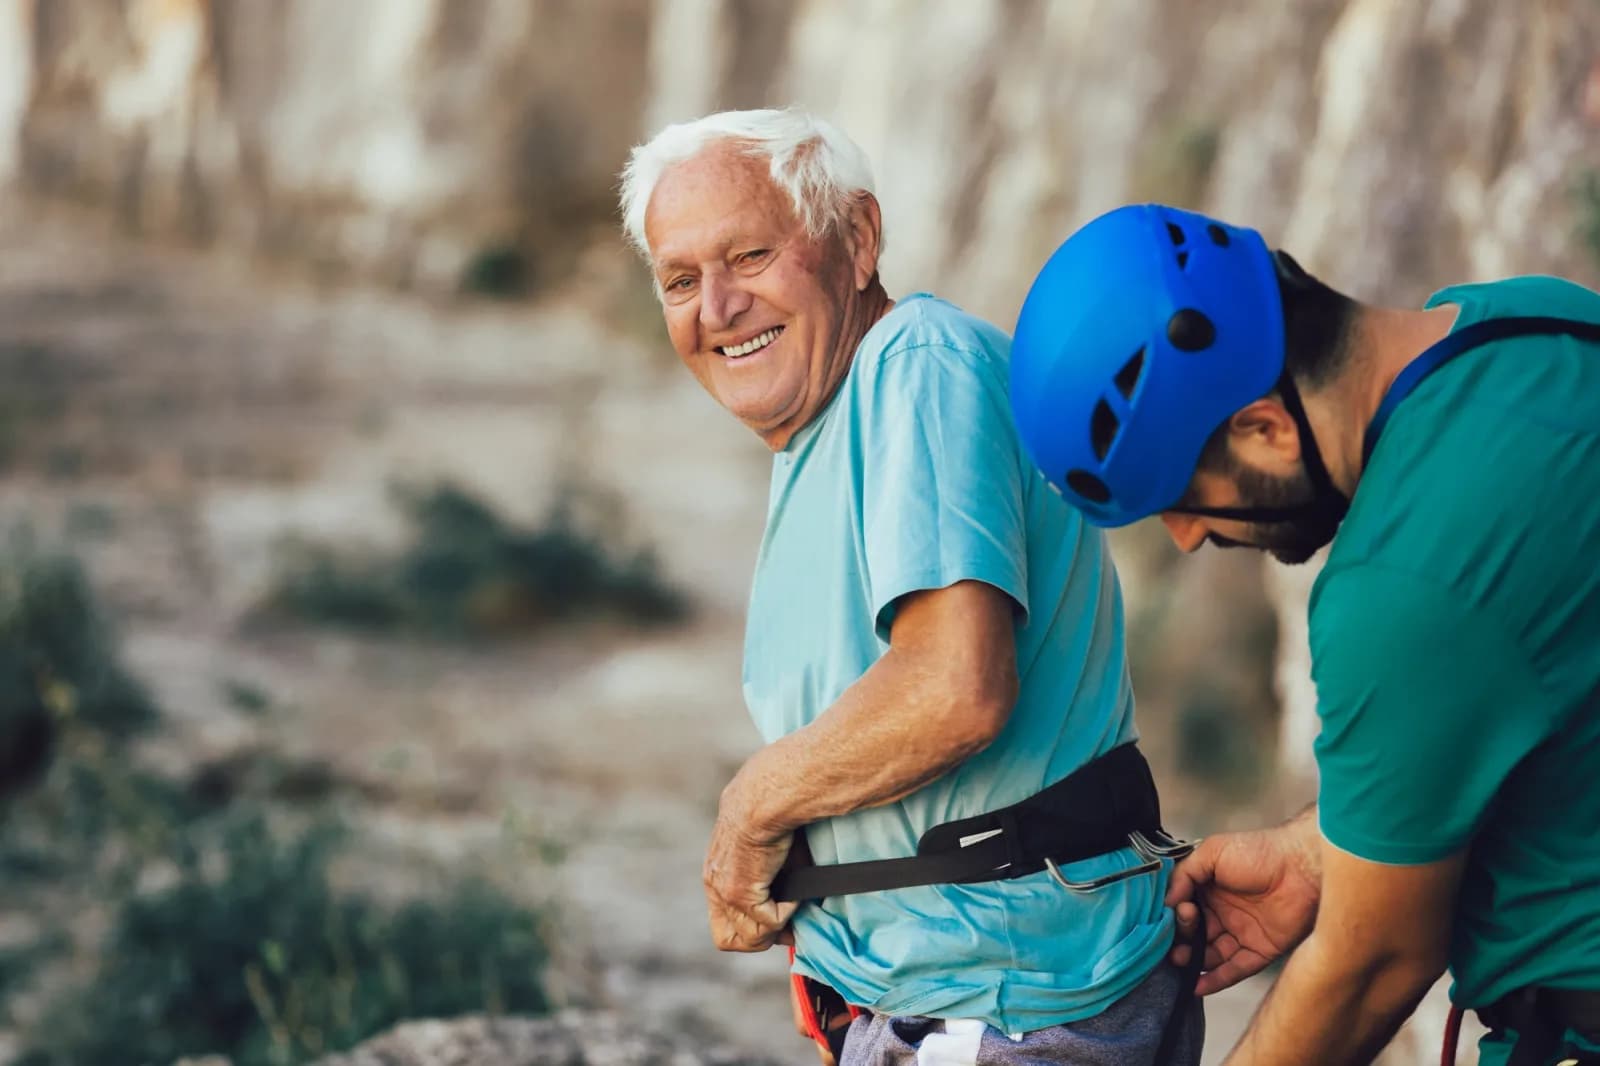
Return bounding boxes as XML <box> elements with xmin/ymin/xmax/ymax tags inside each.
<box><xmin>839</xmin><ymin>962</ymin><xmax>1204</xmax><ymax>1066</ymax></box>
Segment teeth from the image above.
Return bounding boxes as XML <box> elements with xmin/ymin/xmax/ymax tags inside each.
<box><xmin>722</xmin><ymin>327</ymin><xmax>781</xmax><ymax>358</ymax></box>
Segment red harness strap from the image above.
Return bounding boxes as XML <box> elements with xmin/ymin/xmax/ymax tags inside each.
<box><xmin>1441</xmin><ymin>1004</ymin><xmax>1464</xmax><ymax>1066</ymax></box>
<box><xmin>790</xmin><ymin>946</ymin><xmax>864</xmax><ymax>1061</ymax></box>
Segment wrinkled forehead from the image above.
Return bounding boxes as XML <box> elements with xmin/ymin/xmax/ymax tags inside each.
<box><xmin>644</xmin><ymin>143</ymin><xmax>801</xmax><ymax>268</ymax></box>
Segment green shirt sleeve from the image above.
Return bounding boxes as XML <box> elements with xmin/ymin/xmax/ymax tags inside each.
<box><xmin>1310</xmin><ymin>565</ymin><xmax>1554</xmax><ymax>865</ymax></box>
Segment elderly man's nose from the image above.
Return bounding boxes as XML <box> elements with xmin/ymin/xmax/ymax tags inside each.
<box><xmin>699</xmin><ymin>273</ymin><xmax>752</xmax><ymax>332</ymax></box>
<box><xmin>1160</xmin><ymin>512</ymin><xmax>1208</xmax><ymax>554</ymax></box>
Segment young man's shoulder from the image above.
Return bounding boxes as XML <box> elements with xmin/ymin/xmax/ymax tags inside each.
<box><xmin>1333</xmin><ymin>273</ymin><xmax>1600</xmax><ymax>574</ymax></box>
<box><xmin>1427</xmin><ymin>274</ymin><xmax>1600</xmax><ymax>322</ymax></box>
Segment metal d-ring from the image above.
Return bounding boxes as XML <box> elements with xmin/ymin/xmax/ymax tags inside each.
<box><xmin>1044</xmin><ymin>830</ymin><xmax>1196</xmax><ymax>893</ymax></box>
<box><xmin>1045</xmin><ymin>849</ymin><xmax>1163</xmax><ymax>893</ymax></box>
<box><xmin>1129</xmin><ymin>829</ymin><xmax>1197</xmax><ymax>861</ymax></box>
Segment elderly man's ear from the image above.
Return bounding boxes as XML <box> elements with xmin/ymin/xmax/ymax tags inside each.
<box><xmin>843</xmin><ymin>192</ymin><xmax>884</xmax><ymax>292</ymax></box>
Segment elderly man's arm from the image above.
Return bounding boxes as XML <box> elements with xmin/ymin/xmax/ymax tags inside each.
<box><xmin>1219</xmin><ymin>837</ymin><xmax>1463</xmax><ymax>1066</ymax></box>
<box><xmin>704</xmin><ymin>578</ymin><xmax>1018</xmax><ymax>951</ymax></box>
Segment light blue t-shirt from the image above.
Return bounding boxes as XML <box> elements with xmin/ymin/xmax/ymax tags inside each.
<box><xmin>743</xmin><ymin>294</ymin><xmax>1174</xmax><ymax>1033</ymax></box>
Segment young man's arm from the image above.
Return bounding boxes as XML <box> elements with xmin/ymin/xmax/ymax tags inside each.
<box><xmin>1216</xmin><ymin>566</ymin><xmax>1547</xmax><ymax>1062</ymax></box>
<box><xmin>1221</xmin><ymin>840</ymin><xmax>1463</xmax><ymax>1065</ymax></box>
<box><xmin>1167</xmin><ymin>805</ymin><xmax>1323</xmax><ymax>995</ymax></box>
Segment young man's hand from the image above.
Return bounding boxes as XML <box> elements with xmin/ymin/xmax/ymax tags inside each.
<box><xmin>1165</xmin><ymin>810</ymin><xmax>1322</xmax><ymax>995</ymax></box>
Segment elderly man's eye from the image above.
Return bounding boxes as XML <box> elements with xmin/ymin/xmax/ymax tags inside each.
<box><xmin>738</xmin><ymin>249</ymin><xmax>771</xmax><ymax>265</ymax></box>
<box><xmin>665</xmin><ymin>276</ymin><xmax>695</xmax><ymax>293</ymax></box>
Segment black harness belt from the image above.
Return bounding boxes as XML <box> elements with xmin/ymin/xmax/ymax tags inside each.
<box><xmin>771</xmin><ymin>742</ymin><xmax>1182</xmax><ymax>903</ymax></box>
<box><xmin>1478</xmin><ymin>987</ymin><xmax>1600</xmax><ymax>1066</ymax></box>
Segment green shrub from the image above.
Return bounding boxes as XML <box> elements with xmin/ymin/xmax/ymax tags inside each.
<box><xmin>0</xmin><ymin>543</ymin><xmax>555</xmax><ymax>1066</ymax></box>
<box><xmin>264</xmin><ymin>482</ymin><xmax>689</xmax><ymax>636</ymax></box>
<box><xmin>1576</xmin><ymin>169</ymin><xmax>1600</xmax><ymax>272</ymax></box>
<box><xmin>0</xmin><ymin>545</ymin><xmax>156</xmax><ymax>802</ymax></box>
<box><xmin>1130</xmin><ymin>115</ymin><xmax>1222</xmax><ymax>211</ymax></box>
<box><xmin>0</xmin><ymin>930</ymin><xmax>71</xmax><ymax>1006</ymax></box>
<box><xmin>1174</xmin><ymin>690</ymin><xmax>1270</xmax><ymax>800</ymax></box>
<box><xmin>262</xmin><ymin>544</ymin><xmax>407</xmax><ymax>631</ymax></box>
<box><xmin>458</xmin><ymin>243</ymin><xmax>535</xmax><ymax>299</ymax></box>
<box><xmin>221</xmin><ymin>678</ymin><xmax>273</xmax><ymax>715</ymax></box>
<box><xmin>18</xmin><ymin>814</ymin><xmax>550</xmax><ymax>1066</ymax></box>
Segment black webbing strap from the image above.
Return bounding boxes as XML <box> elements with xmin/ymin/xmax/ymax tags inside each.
<box><xmin>771</xmin><ymin>743</ymin><xmax>1164</xmax><ymax>903</ymax></box>
<box><xmin>1153</xmin><ymin>908</ymin><xmax>1206</xmax><ymax>1065</ymax></box>
<box><xmin>1364</xmin><ymin>315</ymin><xmax>1600</xmax><ymax>466</ymax></box>
<box><xmin>1480</xmin><ymin>988</ymin><xmax>1600</xmax><ymax>1066</ymax></box>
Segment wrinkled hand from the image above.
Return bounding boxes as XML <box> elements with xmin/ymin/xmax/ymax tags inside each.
<box><xmin>1165</xmin><ymin>823</ymin><xmax>1322</xmax><ymax>995</ymax></box>
<box><xmin>703</xmin><ymin>790</ymin><xmax>798</xmax><ymax>953</ymax></box>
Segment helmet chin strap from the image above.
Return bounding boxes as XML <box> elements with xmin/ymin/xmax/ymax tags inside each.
<box><xmin>1166</xmin><ymin>372</ymin><xmax>1351</xmax><ymax>527</ymax></box>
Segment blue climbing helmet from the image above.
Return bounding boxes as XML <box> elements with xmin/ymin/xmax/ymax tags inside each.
<box><xmin>1010</xmin><ymin>204</ymin><xmax>1287</xmax><ymax>527</ymax></box>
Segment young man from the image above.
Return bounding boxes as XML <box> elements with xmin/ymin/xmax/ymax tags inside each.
<box><xmin>1008</xmin><ymin>202</ymin><xmax>1600</xmax><ymax>1066</ymax></box>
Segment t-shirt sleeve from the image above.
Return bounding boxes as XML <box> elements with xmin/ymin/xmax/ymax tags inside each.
<box><xmin>859</xmin><ymin>342</ymin><xmax>1030</xmax><ymax>642</ymax></box>
<box><xmin>1311</xmin><ymin>565</ymin><xmax>1553</xmax><ymax>865</ymax></box>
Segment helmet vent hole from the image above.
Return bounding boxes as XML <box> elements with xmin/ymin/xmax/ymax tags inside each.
<box><xmin>1207</xmin><ymin>223</ymin><xmax>1230</xmax><ymax>247</ymax></box>
<box><xmin>1176</xmin><ymin>250</ymin><xmax>1190</xmax><ymax>270</ymax></box>
<box><xmin>1167</xmin><ymin>308</ymin><xmax>1216</xmax><ymax>351</ymax></box>
<box><xmin>1066</xmin><ymin>469</ymin><xmax>1113</xmax><ymax>504</ymax></box>
<box><xmin>1166</xmin><ymin>222</ymin><xmax>1185</xmax><ymax>245</ymax></box>
<box><xmin>1114</xmin><ymin>348</ymin><xmax>1145</xmax><ymax>400</ymax></box>
<box><xmin>1090</xmin><ymin>399</ymin><xmax>1120</xmax><ymax>461</ymax></box>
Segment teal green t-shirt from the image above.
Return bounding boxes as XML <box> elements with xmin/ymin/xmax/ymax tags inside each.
<box><xmin>1311</xmin><ymin>276</ymin><xmax>1600</xmax><ymax>1008</ymax></box>
<box><xmin>744</xmin><ymin>294</ymin><xmax>1173</xmax><ymax>1033</ymax></box>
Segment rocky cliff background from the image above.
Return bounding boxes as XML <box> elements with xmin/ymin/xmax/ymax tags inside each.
<box><xmin>0</xmin><ymin>1</ymin><xmax>1596</xmax><ymax>1064</ymax></box>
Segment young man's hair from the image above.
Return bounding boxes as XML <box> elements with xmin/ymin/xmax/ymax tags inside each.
<box><xmin>1274</xmin><ymin>250</ymin><xmax>1360</xmax><ymax>389</ymax></box>
<box><xmin>1194</xmin><ymin>250</ymin><xmax>1359</xmax><ymax>473</ymax></box>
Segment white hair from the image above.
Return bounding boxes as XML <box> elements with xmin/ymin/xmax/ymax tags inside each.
<box><xmin>618</xmin><ymin>107</ymin><xmax>879</xmax><ymax>261</ymax></box>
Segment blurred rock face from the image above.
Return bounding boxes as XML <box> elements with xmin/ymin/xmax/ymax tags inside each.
<box><xmin>1</xmin><ymin>1</ymin><xmax>1593</xmax><ymax>303</ymax></box>
<box><xmin>3</xmin><ymin>0</ymin><xmax>1594</xmax><ymax>808</ymax></box>
<box><xmin>1</xmin><ymin>0</ymin><xmax>1594</xmax><ymax>309</ymax></box>
<box><xmin>3</xmin><ymin>0</ymin><xmax>655</xmax><ymax>290</ymax></box>
<box><xmin>4</xmin><ymin>0</ymin><xmax>1595</xmax><ymax>811</ymax></box>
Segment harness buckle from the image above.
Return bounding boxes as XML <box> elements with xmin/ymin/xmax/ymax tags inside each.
<box><xmin>1044</xmin><ymin>829</ymin><xmax>1195</xmax><ymax>893</ymax></box>
<box><xmin>1131</xmin><ymin>828</ymin><xmax>1197</xmax><ymax>860</ymax></box>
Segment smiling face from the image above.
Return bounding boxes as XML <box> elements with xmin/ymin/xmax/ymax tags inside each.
<box><xmin>643</xmin><ymin>141</ymin><xmax>883</xmax><ymax>450</ymax></box>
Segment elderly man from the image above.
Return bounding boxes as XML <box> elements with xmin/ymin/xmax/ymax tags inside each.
<box><xmin>618</xmin><ymin>110</ymin><xmax>1203</xmax><ymax>1066</ymax></box>
<box><xmin>1008</xmin><ymin>202</ymin><xmax>1600</xmax><ymax>1066</ymax></box>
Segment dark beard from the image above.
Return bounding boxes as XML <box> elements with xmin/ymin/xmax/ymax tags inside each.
<box><xmin>1215</xmin><ymin>465</ymin><xmax>1344</xmax><ymax>565</ymax></box>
